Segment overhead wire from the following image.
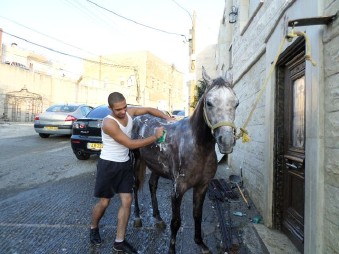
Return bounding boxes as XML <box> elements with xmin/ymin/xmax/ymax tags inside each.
<box><xmin>0</xmin><ymin>15</ymin><xmax>92</xmax><ymax>55</ymax></box>
<box><xmin>171</xmin><ymin>0</ymin><xmax>192</xmax><ymax>22</ymax></box>
<box><xmin>67</xmin><ymin>0</ymin><xmax>135</xmax><ymax>40</ymax></box>
<box><xmin>2</xmin><ymin>30</ymin><xmax>136</xmax><ymax>69</ymax></box>
<box><xmin>86</xmin><ymin>0</ymin><xmax>187</xmax><ymax>40</ymax></box>
<box><xmin>1</xmin><ymin>0</ymin><xmax>190</xmax><ymax>77</ymax></box>
<box><xmin>3</xmin><ymin>46</ymin><xmax>135</xmax><ymax>82</ymax></box>
<box><xmin>62</xmin><ymin>0</ymin><xmax>116</xmax><ymax>32</ymax></box>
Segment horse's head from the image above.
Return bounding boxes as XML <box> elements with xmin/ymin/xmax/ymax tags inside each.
<box><xmin>201</xmin><ymin>67</ymin><xmax>239</xmax><ymax>154</ymax></box>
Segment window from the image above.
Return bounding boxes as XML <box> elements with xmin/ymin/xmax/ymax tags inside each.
<box><xmin>249</xmin><ymin>0</ymin><xmax>263</xmax><ymax>17</ymax></box>
<box><xmin>291</xmin><ymin>77</ymin><xmax>305</xmax><ymax>148</ymax></box>
<box><xmin>229</xmin><ymin>45</ymin><xmax>233</xmax><ymax>67</ymax></box>
<box><xmin>240</xmin><ymin>0</ymin><xmax>264</xmax><ymax>35</ymax></box>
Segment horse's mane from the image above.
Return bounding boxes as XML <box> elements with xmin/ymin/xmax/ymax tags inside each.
<box><xmin>189</xmin><ymin>77</ymin><xmax>231</xmax><ymax>145</ymax></box>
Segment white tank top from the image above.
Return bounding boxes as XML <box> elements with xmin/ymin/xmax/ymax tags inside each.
<box><xmin>100</xmin><ymin>113</ymin><xmax>133</xmax><ymax>162</ymax></box>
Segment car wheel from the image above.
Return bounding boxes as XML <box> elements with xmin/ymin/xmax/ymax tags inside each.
<box><xmin>75</xmin><ymin>151</ymin><xmax>90</xmax><ymax>160</ymax></box>
<box><xmin>39</xmin><ymin>133</ymin><xmax>50</xmax><ymax>138</ymax></box>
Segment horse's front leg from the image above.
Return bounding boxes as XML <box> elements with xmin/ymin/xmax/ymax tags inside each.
<box><xmin>193</xmin><ymin>185</ymin><xmax>211</xmax><ymax>254</ymax></box>
<box><xmin>149</xmin><ymin>172</ymin><xmax>166</xmax><ymax>229</ymax></box>
<box><xmin>132</xmin><ymin>151</ymin><xmax>142</xmax><ymax>228</ymax></box>
<box><xmin>168</xmin><ymin>191</ymin><xmax>183</xmax><ymax>254</ymax></box>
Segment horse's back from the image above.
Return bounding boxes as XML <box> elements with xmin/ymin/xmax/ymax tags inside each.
<box><xmin>132</xmin><ymin>114</ymin><xmax>217</xmax><ymax>183</ymax></box>
<box><xmin>132</xmin><ymin>115</ymin><xmax>193</xmax><ymax>178</ymax></box>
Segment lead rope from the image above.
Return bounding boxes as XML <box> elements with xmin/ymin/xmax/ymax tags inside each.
<box><xmin>236</xmin><ymin>28</ymin><xmax>316</xmax><ymax>143</ymax></box>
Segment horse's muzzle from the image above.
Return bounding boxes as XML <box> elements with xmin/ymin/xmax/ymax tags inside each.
<box><xmin>215</xmin><ymin>130</ymin><xmax>236</xmax><ymax>154</ymax></box>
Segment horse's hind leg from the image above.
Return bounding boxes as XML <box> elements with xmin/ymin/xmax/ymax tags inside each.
<box><xmin>168</xmin><ymin>191</ymin><xmax>184</xmax><ymax>254</ymax></box>
<box><xmin>133</xmin><ymin>179</ymin><xmax>142</xmax><ymax>227</ymax></box>
<box><xmin>149</xmin><ymin>172</ymin><xmax>166</xmax><ymax>229</ymax></box>
<box><xmin>193</xmin><ymin>185</ymin><xmax>211</xmax><ymax>254</ymax></box>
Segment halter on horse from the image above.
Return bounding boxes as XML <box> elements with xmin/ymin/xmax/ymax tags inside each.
<box><xmin>131</xmin><ymin>67</ymin><xmax>238</xmax><ymax>254</ymax></box>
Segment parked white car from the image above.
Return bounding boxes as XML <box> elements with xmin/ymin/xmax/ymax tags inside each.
<box><xmin>34</xmin><ymin>103</ymin><xmax>93</xmax><ymax>138</ymax></box>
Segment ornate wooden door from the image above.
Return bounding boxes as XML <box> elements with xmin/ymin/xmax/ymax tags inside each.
<box><xmin>275</xmin><ymin>38</ymin><xmax>305</xmax><ymax>253</ymax></box>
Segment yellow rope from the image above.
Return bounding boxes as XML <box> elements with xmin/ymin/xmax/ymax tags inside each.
<box><xmin>236</xmin><ymin>29</ymin><xmax>316</xmax><ymax>143</ymax></box>
<box><xmin>286</xmin><ymin>29</ymin><xmax>317</xmax><ymax>66</ymax></box>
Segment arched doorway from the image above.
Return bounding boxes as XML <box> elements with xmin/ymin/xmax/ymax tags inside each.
<box><xmin>4</xmin><ymin>88</ymin><xmax>42</xmax><ymax>122</ymax></box>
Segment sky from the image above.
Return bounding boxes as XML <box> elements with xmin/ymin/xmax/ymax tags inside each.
<box><xmin>0</xmin><ymin>0</ymin><xmax>225</xmax><ymax>74</ymax></box>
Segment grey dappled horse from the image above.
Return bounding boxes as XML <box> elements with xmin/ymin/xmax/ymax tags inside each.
<box><xmin>131</xmin><ymin>67</ymin><xmax>239</xmax><ymax>254</ymax></box>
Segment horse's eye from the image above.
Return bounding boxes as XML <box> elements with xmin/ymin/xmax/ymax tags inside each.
<box><xmin>206</xmin><ymin>101</ymin><xmax>213</xmax><ymax>107</ymax></box>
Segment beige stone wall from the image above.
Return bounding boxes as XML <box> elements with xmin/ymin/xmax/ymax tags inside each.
<box><xmin>82</xmin><ymin>51</ymin><xmax>186</xmax><ymax>112</ymax></box>
<box><xmin>0</xmin><ymin>51</ymin><xmax>186</xmax><ymax>121</ymax></box>
<box><xmin>323</xmin><ymin>0</ymin><xmax>339</xmax><ymax>253</ymax></box>
<box><xmin>0</xmin><ymin>63</ymin><xmax>108</xmax><ymax>121</ymax></box>
<box><xmin>217</xmin><ymin>0</ymin><xmax>294</xmax><ymax>220</ymax></box>
<box><xmin>215</xmin><ymin>0</ymin><xmax>339</xmax><ymax>252</ymax></box>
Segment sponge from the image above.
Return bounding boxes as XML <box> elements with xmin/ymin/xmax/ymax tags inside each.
<box><xmin>157</xmin><ymin>130</ymin><xmax>167</xmax><ymax>143</ymax></box>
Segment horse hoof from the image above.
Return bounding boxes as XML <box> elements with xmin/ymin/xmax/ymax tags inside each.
<box><xmin>155</xmin><ymin>220</ymin><xmax>166</xmax><ymax>230</ymax></box>
<box><xmin>134</xmin><ymin>218</ymin><xmax>142</xmax><ymax>228</ymax></box>
<box><xmin>198</xmin><ymin>243</ymin><xmax>211</xmax><ymax>254</ymax></box>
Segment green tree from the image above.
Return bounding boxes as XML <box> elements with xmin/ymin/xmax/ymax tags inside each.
<box><xmin>190</xmin><ymin>79</ymin><xmax>207</xmax><ymax>109</ymax></box>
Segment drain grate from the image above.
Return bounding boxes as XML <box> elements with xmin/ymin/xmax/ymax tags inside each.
<box><xmin>208</xmin><ymin>179</ymin><xmax>238</xmax><ymax>201</ymax></box>
<box><xmin>208</xmin><ymin>179</ymin><xmax>242</xmax><ymax>252</ymax></box>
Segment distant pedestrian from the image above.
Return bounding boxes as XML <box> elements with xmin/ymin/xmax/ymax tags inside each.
<box><xmin>90</xmin><ymin>92</ymin><xmax>173</xmax><ymax>253</ymax></box>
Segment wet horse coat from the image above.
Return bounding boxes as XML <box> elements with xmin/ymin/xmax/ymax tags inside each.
<box><xmin>132</xmin><ymin>68</ymin><xmax>238</xmax><ymax>254</ymax></box>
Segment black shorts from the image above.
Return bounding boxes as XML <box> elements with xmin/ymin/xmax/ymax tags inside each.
<box><xmin>94</xmin><ymin>158</ymin><xmax>134</xmax><ymax>198</ymax></box>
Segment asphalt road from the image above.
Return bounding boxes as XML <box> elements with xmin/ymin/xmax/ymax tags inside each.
<box><xmin>0</xmin><ymin>123</ymin><xmax>230</xmax><ymax>254</ymax></box>
<box><xmin>0</xmin><ymin>122</ymin><xmax>97</xmax><ymax>193</ymax></box>
<box><xmin>0</xmin><ymin>122</ymin><xmax>299</xmax><ymax>254</ymax></box>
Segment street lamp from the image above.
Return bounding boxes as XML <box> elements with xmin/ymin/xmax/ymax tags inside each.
<box><xmin>229</xmin><ymin>6</ymin><xmax>238</xmax><ymax>24</ymax></box>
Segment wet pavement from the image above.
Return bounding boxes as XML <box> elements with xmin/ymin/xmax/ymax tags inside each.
<box><xmin>0</xmin><ymin>169</ymin><xmax>268</xmax><ymax>254</ymax></box>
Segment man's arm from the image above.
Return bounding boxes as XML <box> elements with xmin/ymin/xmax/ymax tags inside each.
<box><xmin>102</xmin><ymin>118</ymin><xmax>164</xmax><ymax>149</ymax></box>
<box><xmin>128</xmin><ymin>107</ymin><xmax>174</xmax><ymax>121</ymax></box>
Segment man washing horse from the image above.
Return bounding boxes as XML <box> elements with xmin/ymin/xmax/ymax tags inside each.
<box><xmin>89</xmin><ymin>92</ymin><xmax>174</xmax><ymax>253</ymax></box>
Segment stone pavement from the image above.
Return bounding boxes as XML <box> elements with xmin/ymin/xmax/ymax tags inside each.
<box><xmin>0</xmin><ymin>167</ymin><xmax>273</xmax><ymax>254</ymax></box>
<box><xmin>0</xmin><ymin>122</ymin><xmax>299</xmax><ymax>254</ymax></box>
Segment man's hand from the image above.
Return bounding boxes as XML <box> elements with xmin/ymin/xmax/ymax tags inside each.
<box><xmin>166</xmin><ymin>116</ymin><xmax>177</xmax><ymax>122</ymax></box>
<box><xmin>154</xmin><ymin>127</ymin><xmax>165</xmax><ymax>139</ymax></box>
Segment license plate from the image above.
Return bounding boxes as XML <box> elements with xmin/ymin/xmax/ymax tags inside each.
<box><xmin>87</xmin><ymin>143</ymin><xmax>103</xmax><ymax>150</ymax></box>
<box><xmin>44</xmin><ymin>126</ymin><xmax>58</xmax><ymax>130</ymax></box>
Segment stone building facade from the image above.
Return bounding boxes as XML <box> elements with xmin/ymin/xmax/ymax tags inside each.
<box><xmin>0</xmin><ymin>39</ymin><xmax>185</xmax><ymax>121</ymax></box>
<box><xmin>213</xmin><ymin>0</ymin><xmax>338</xmax><ymax>253</ymax></box>
<box><xmin>82</xmin><ymin>51</ymin><xmax>186</xmax><ymax>111</ymax></box>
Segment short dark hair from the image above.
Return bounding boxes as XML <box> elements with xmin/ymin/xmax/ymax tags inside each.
<box><xmin>108</xmin><ymin>92</ymin><xmax>125</xmax><ymax>107</ymax></box>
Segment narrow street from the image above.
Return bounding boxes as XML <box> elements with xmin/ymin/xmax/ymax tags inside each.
<box><xmin>0</xmin><ymin>123</ymin><xmax>299</xmax><ymax>253</ymax></box>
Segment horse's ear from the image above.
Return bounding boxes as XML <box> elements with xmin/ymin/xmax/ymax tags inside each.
<box><xmin>223</xmin><ymin>70</ymin><xmax>234</xmax><ymax>87</ymax></box>
<box><xmin>202</xmin><ymin>66</ymin><xmax>212</xmax><ymax>86</ymax></box>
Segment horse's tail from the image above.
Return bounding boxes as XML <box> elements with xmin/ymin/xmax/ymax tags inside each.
<box><xmin>131</xmin><ymin>149</ymin><xmax>147</xmax><ymax>192</ymax></box>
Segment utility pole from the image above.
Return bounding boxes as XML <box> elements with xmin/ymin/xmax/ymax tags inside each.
<box><xmin>188</xmin><ymin>11</ymin><xmax>196</xmax><ymax>115</ymax></box>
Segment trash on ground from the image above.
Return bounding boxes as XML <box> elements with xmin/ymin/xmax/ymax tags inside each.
<box><xmin>232</xmin><ymin>211</ymin><xmax>246</xmax><ymax>217</ymax></box>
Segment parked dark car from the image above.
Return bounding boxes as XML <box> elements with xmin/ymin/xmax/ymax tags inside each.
<box><xmin>171</xmin><ymin>110</ymin><xmax>186</xmax><ymax>120</ymax></box>
<box><xmin>70</xmin><ymin>105</ymin><xmax>111</xmax><ymax>160</ymax></box>
<box><xmin>34</xmin><ymin>103</ymin><xmax>93</xmax><ymax>138</ymax></box>
<box><xmin>162</xmin><ymin>110</ymin><xmax>174</xmax><ymax>119</ymax></box>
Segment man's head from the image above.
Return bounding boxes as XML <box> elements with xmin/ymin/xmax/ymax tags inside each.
<box><xmin>108</xmin><ymin>92</ymin><xmax>128</xmax><ymax>119</ymax></box>
<box><xmin>108</xmin><ymin>92</ymin><xmax>125</xmax><ymax>107</ymax></box>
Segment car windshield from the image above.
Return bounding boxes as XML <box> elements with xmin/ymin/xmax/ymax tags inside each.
<box><xmin>87</xmin><ymin>106</ymin><xmax>111</xmax><ymax>118</ymax></box>
<box><xmin>46</xmin><ymin>105</ymin><xmax>78</xmax><ymax>113</ymax></box>
<box><xmin>172</xmin><ymin>110</ymin><xmax>184</xmax><ymax>115</ymax></box>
